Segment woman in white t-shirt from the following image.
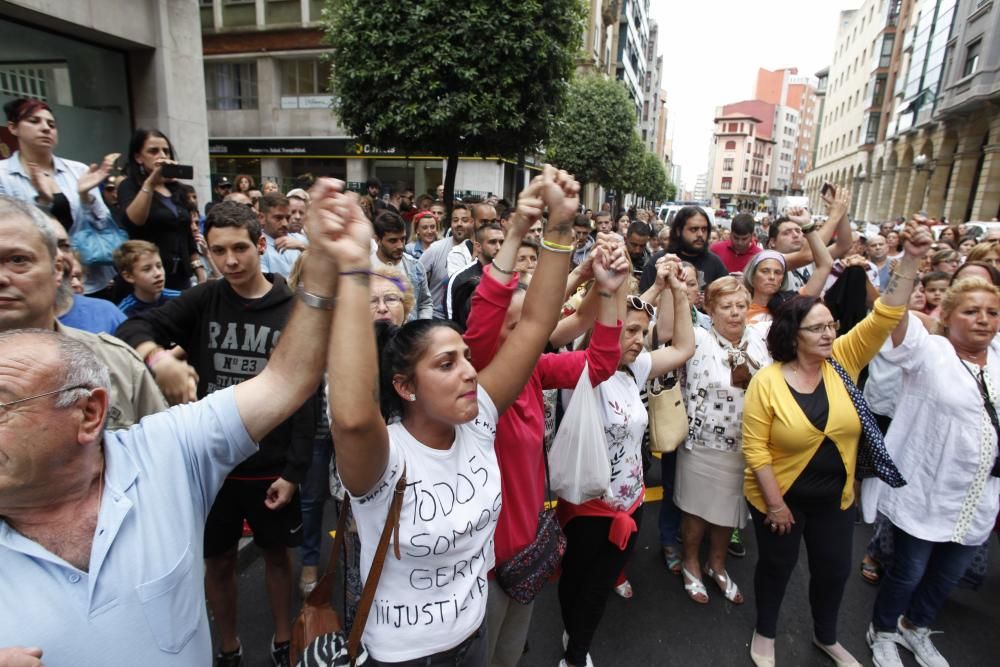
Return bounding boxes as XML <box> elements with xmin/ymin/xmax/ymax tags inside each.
<box><xmin>323</xmin><ymin>170</ymin><xmax>580</xmax><ymax>666</ymax></box>
<box><xmin>556</xmin><ymin>259</ymin><xmax>696</xmax><ymax>667</ymax></box>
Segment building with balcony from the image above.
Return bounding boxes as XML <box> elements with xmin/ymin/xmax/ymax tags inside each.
<box><xmin>808</xmin><ymin>0</ymin><xmax>999</xmax><ymax>224</ymax></box>
<box><xmin>804</xmin><ymin>1</ymin><xmax>889</xmax><ymax>217</ymax></box>
<box><xmin>608</xmin><ymin>0</ymin><xmax>650</xmax><ymax>119</ymax></box>
<box><xmin>709</xmin><ymin>105</ymin><xmax>775</xmax><ymax>211</ymax></box>
<box><xmin>1</xmin><ymin>0</ymin><xmax>211</xmax><ymax>201</ymax></box>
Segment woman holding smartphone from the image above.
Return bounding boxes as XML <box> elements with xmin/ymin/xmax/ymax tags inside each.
<box><xmin>118</xmin><ymin>128</ymin><xmax>205</xmax><ymax>289</ymax></box>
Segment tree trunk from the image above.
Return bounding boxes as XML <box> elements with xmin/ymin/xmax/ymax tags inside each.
<box><xmin>444</xmin><ymin>148</ymin><xmax>459</xmax><ymax>231</ymax></box>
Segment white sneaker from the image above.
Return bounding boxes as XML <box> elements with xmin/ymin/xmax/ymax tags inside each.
<box><xmin>558</xmin><ymin>633</ymin><xmax>593</xmax><ymax>667</ymax></box>
<box><xmin>896</xmin><ymin>617</ymin><xmax>949</xmax><ymax>667</ymax></box>
<box><xmin>866</xmin><ymin>624</ymin><xmax>904</xmax><ymax>667</ymax></box>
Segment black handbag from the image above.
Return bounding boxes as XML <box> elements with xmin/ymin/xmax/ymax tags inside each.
<box><xmin>494</xmin><ymin>444</ymin><xmax>567</xmax><ymax>604</ymax></box>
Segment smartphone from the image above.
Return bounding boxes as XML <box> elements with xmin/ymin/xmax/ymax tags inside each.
<box><xmin>821</xmin><ymin>181</ymin><xmax>836</xmax><ymax>197</ymax></box>
<box><xmin>160</xmin><ymin>164</ymin><xmax>194</xmax><ymax>180</ymax></box>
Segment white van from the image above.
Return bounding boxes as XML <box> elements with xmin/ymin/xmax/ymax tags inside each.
<box><xmin>657</xmin><ymin>204</ymin><xmax>722</xmax><ymax>230</ymax></box>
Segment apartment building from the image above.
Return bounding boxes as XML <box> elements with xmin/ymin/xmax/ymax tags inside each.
<box><xmin>709</xmin><ymin>102</ymin><xmax>776</xmax><ymax>211</ymax></box>
<box><xmin>807</xmin><ymin>0</ymin><xmax>999</xmax><ymax>223</ymax></box>
<box><xmin>805</xmin><ymin>1</ymin><xmax>888</xmax><ymax>216</ymax></box>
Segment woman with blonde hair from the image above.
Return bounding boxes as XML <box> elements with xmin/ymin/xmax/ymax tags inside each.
<box><xmin>965</xmin><ymin>242</ymin><xmax>1000</xmax><ymax>267</ymax></box>
<box><xmin>672</xmin><ymin>276</ymin><xmax>770</xmax><ymax>605</ymax></box>
<box><xmin>865</xmin><ymin>277</ymin><xmax>1000</xmax><ymax>667</ymax></box>
<box><xmin>405</xmin><ymin>209</ymin><xmax>440</xmax><ymax>259</ymax></box>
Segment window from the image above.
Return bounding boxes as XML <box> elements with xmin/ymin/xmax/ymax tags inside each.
<box><xmin>280</xmin><ymin>58</ymin><xmax>332</xmax><ymax>98</ymax></box>
<box><xmin>728</xmin><ymin>122</ymin><xmax>739</xmax><ymax>132</ymax></box>
<box><xmin>723</xmin><ymin>158</ymin><xmax>734</xmax><ymax>171</ymax></box>
<box><xmin>725</xmin><ymin>140</ymin><xmax>737</xmax><ymax>150</ymax></box>
<box><xmin>879</xmin><ymin>33</ymin><xmax>895</xmax><ymax>68</ymax></box>
<box><xmin>205</xmin><ymin>62</ymin><xmax>258</xmax><ymax>110</ymax></box>
<box><xmin>721</xmin><ymin>177</ymin><xmax>733</xmax><ymax>190</ymax></box>
<box><xmin>963</xmin><ymin>39</ymin><xmax>981</xmax><ymax>77</ymax></box>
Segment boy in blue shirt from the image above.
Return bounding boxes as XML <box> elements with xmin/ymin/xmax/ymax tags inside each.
<box><xmin>115</xmin><ymin>240</ymin><xmax>182</xmax><ymax>316</ymax></box>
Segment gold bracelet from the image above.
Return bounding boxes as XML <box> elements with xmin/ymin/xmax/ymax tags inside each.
<box><xmin>541</xmin><ymin>238</ymin><xmax>574</xmax><ymax>253</ymax></box>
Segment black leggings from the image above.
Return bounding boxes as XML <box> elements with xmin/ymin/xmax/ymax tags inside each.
<box><xmin>558</xmin><ymin>504</ymin><xmax>644</xmax><ymax>666</ymax></box>
<box><xmin>750</xmin><ymin>501</ymin><xmax>853</xmax><ymax>645</ymax></box>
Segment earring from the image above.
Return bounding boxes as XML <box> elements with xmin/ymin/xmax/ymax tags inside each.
<box><xmin>408</xmin><ymin>394</ymin><xmax>416</xmax><ymax>402</ymax></box>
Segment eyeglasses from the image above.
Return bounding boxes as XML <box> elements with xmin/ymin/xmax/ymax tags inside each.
<box><xmin>369</xmin><ymin>294</ymin><xmax>404</xmax><ymax>309</ymax></box>
<box><xmin>626</xmin><ymin>295</ymin><xmax>655</xmax><ymax>317</ymax></box>
<box><xmin>0</xmin><ymin>384</ymin><xmax>91</xmax><ymax>416</ymax></box>
<box><xmin>799</xmin><ymin>321</ymin><xmax>840</xmax><ymax>335</ymax></box>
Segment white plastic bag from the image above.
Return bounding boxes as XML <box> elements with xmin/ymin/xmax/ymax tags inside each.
<box><xmin>548</xmin><ymin>363</ymin><xmax>611</xmax><ymax>504</ymax></box>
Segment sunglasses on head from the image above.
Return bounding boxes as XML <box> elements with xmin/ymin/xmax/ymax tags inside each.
<box><xmin>626</xmin><ymin>295</ymin><xmax>655</xmax><ymax>317</ymax></box>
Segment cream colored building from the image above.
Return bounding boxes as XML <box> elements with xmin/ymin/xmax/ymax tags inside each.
<box><xmin>805</xmin><ymin>1</ymin><xmax>886</xmax><ymax>216</ymax></box>
<box><xmin>807</xmin><ymin>0</ymin><xmax>1000</xmax><ymax>223</ymax></box>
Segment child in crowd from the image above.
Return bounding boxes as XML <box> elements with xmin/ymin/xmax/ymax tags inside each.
<box><xmin>114</xmin><ymin>240</ymin><xmax>182</xmax><ymax>316</ymax></box>
<box><xmin>920</xmin><ymin>271</ymin><xmax>949</xmax><ymax>315</ymax></box>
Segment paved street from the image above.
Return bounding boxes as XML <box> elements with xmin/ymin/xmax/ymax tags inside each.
<box><xmin>222</xmin><ymin>464</ymin><xmax>1000</xmax><ymax>666</ymax></box>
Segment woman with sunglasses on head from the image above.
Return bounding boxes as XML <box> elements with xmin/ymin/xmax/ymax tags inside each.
<box><xmin>0</xmin><ymin>97</ymin><xmax>120</xmax><ymax>297</ymax></box>
<box><xmin>118</xmin><ymin>129</ymin><xmax>206</xmax><ymax>289</ymax></box>
<box><xmin>324</xmin><ymin>166</ymin><xmax>580</xmax><ymax>666</ymax></box>
<box><xmin>743</xmin><ymin>207</ymin><xmax>834</xmax><ymax>326</ymax></box>
<box><xmin>664</xmin><ymin>275</ymin><xmax>770</xmax><ymax>606</ymax></box>
<box><xmin>556</xmin><ymin>259</ymin><xmax>695</xmax><ymax>667</ymax></box>
<box><xmin>742</xmin><ymin>220</ymin><xmax>931</xmax><ymax>667</ymax></box>
<box><xmin>405</xmin><ymin>210</ymin><xmax>440</xmax><ymax>259</ymax></box>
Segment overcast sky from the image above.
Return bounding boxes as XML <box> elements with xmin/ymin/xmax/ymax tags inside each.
<box><xmin>649</xmin><ymin>0</ymin><xmax>862</xmax><ymax>191</ymax></box>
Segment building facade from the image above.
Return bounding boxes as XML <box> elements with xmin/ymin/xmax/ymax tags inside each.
<box><xmin>709</xmin><ymin>105</ymin><xmax>775</xmax><ymax>212</ymax></box>
<box><xmin>1</xmin><ymin>0</ymin><xmax>211</xmax><ymax>202</ymax></box>
<box><xmin>804</xmin><ymin>2</ymin><xmax>887</xmax><ymax>217</ymax></box>
<box><xmin>807</xmin><ymin>0</ymin><xmax>999</xmax><ymax>224</ymax></box>
<box><xmin>200</xmin><ymin>0</ymin><xmax>535</xmax><ymax>200</ymax></box>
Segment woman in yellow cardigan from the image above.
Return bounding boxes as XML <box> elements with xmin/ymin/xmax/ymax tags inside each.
<box><xmin>742</xmin><ymin>220</ymin><xmax>932</xmax><ymax>667</ymax></box>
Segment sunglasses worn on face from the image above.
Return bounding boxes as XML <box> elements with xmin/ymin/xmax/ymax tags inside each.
<box><xmin>626</xmin><ymin>295</ymin><xmax>655</xmax><ymax>317</ymax></box>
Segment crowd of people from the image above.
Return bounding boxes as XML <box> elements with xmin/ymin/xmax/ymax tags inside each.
<box><xmin>0</xmin><ymin>95</ymin><xmax>998</xmax><ymax>667</ymax></box>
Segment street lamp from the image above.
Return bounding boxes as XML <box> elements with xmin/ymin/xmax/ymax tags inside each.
<box><xmin>853</xmin><ymin>169</ymin><xmax>868</xmax><ymax>220</ymax></box>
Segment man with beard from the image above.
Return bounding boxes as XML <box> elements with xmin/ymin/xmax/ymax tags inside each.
<box><xmin>419</xmin><ymin>203</ymin><xmax>473</xmax><ymax>317</ymax></box>
<box><xmin>371</xmin><ymin>210</ymin><xmax>433</xmax><ymax>320</ymax></box>
<box><xmin>625</xmin><ymin>221</ymin><xmax>652</xmax><ymax>279</ymax></box>
<box><xmin>639</xmin><ymin>206</ymin><xmax>727</xmax><ymax>292</ymax></box>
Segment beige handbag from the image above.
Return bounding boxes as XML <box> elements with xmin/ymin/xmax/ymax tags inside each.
<box><xmin>647</xmin><ymin>370</ymin><xmax>688</xmax><ymax>453</ymax></box>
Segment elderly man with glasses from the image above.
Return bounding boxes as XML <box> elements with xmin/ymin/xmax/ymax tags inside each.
<box><xmin>0</xmin><ymin>179</ymin><xmax>347</xmax><ymax>666</ymax></box>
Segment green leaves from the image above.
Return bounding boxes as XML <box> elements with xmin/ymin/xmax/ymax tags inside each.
<box><xmin>547</xmin><ymin>75</ymin><xmax>637</xmax><ymax>187</ymax></box>
<box><xmin>321</xmin><ymin>0</ymin><xmax>585</xmax><ymax>159</ymax></box>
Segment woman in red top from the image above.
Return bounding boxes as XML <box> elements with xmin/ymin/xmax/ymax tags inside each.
<box><xmin>464</xmin><ymin>220</ymin><xmax>628</xmax><ymax>667</ymax></box>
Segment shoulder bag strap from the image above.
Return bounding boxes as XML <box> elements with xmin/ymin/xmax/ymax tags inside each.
<box><xmin>347</xmin><ymin>468</ymin><xmax>408</xmax><ymax>660</ymax></box>
<box><xmin>303</xmin><ymin>495</ymin><xmax>350</xmax><ymax>606</ymax></box>
<box><xmin>957</xmin><ymin>361</ymin><xmax>1000</xmax><ymax>477</ymax></box>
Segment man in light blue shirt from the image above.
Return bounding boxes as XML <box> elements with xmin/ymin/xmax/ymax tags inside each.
<box><xmin>0</xmin><ymin>179</ymin><xmax>346</xmax><ymax>666</ymax></box>
<box><xmin>257</xmin><ymin>192</ymin><xmax>302</xmax><ymax>278</ymax></box>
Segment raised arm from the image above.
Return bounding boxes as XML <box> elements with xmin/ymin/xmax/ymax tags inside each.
<box><xmin>789</xmin><ymin>206</ymin><xmax>834</xmax><ymax>297</ymax></box>
<box><xmin>233</xmin><ymin>179</ymin><xmax>341</xmax><ymax>443</ymax></box>
<box><xmin>885</xmin><ymin>219</ymin><xmax>932</xmax><ymax>346</ymax></box>
<box><xmin>784</xmin><ymin>187</ymin><xmax>852</xmax><ymax>269</ymax></box>
<box><xmin>477</xmin><ymin>167</ymin><xmax>576</xmax><ymax>413</ymax></box>
<box><xmin>648</xmin><ymin>260</ymin><xmax>695</xmax><ymax>377</ymax></box>
<box><xmin>551</xmin><ymin>234</ymin><xmax>626</xmax><ymax>347</ymax></box>
<box><xmin>323</xmin><ymin>190</ymin><xmax>390</xmax><ymax>496</ymax></box>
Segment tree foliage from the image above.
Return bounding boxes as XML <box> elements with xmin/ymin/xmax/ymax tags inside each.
<box><xmin>638</xmin><ymin>150</ymin><xmax>671</xmax><ymax>202</ymax></box>
<box><xmin>323</xmin><ymin>0</ymin><xmax>585</xmax><ymax>205</ymax></box>
<box><xmin>547</xmin><ymin>75</ymin><xmax>637</xmax><ymax>187</ymax></box>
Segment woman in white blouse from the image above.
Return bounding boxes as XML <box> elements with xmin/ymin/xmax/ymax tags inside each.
<box><xmin>864</xmin><ymin>277</ymin><xmax>1000</xmax><ymax>667</ymax></box>
<box><xmin>673</xmin><ymin>276</ymin><xmax>770</xmax><ymax>605</ymax></box>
